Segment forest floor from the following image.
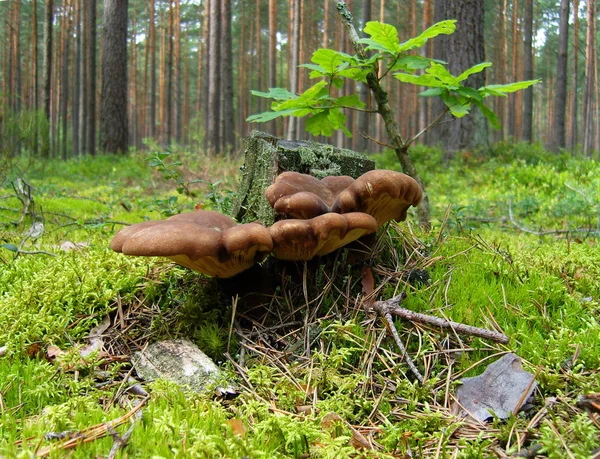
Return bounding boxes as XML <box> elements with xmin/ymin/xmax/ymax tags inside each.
<box><xmin>0</xmin><ymin>142</ymin><xmax>599</xmax><ymax>458</ymax></box>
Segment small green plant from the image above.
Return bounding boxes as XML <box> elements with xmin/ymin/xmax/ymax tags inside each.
<box><xmin>248</xmin><ymin>3</ymin><xmax>538</xmax><ymax>228</ymax></box>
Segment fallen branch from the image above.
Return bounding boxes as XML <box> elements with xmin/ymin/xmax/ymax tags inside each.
<box><xmin>374</xmin><ymin>294</ymin><xmax>509</xmax><ymax>344</ymax></box>
<box><xmin>508</xmin><ymin>199</ymin><xmax>600</xmax><ymax>236</ymax></box>
<box><xmin>34</xmin><ymin>395</ymin><xmax>149</xmax><ymax>457</ymax></box>
<box><xmin>373</xmin><ymin>302</ymin><xmax>425</xmax><ymax>384</ymax></box>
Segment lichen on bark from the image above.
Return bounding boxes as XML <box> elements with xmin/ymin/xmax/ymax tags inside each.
<box><xmin>231</xmin><ymin>131</ymin><xmax>374</xmax><ymax>225</ymax></box>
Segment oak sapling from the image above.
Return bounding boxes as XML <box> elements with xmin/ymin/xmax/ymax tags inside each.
<box><xmin>248</xmin><ymin>3</ymin><xmax>539</xmax><ymax>229</ymax></box>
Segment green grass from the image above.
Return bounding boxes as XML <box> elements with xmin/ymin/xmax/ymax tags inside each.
<box><xmin>0</xmin><ymin>142</ymin><xmax>599</xmax><ymax>457</ymax></box>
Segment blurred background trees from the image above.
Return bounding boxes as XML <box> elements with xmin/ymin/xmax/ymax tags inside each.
<box><xmin>0</xmin><ymin>0</ymin><xmax>598</xmax><ymax>158</ymax></box>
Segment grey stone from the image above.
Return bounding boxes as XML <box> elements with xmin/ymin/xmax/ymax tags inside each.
<box><xmin>133</xmin><ymin>339</ymin><xmax>221</xmax><ymax>392</ymax></box>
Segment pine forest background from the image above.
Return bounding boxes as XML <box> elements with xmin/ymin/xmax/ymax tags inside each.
<box><xmin>1</xmin><ymin>0</ymin><xmax>599</xmax><ymax>158</ymax></box>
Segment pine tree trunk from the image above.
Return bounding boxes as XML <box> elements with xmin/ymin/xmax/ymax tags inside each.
<box><xmin>220</xmin><ymin>0</ymin><xmax>235</xmax><ymax>151</ymax></box>
<box><xmin>148</xmin><ymin>0</ymin><xmax>156</xmax><ymax>138</ymax></box>
<box><xmin>86</xmin><ymin>0</ymin><xmax>97</xmax><ymax>155</ymax></box>
<box><xmin>268</xmin><ymin>0</ymin><xmax>277</xmax><ymax>135</ymax></box>
<box><xmin>552</xmin><ymin>0</ymin><xmax>569</xmax><ymax>151</ymax></box>
<box><xmin>165</xmin><ymin>3</ymin><xmax>173</xmax><ymax>145</ymax></box>
<box><xmin>571</xmin><ymin>0</ymin><xmax>579</xmax><ymax>149</ymax></box>
<box><xmin>61</xmin><ymin>0</ymin><xmax>71</xmax><ymax>160</ymax></box>
<box><xmin>207</xmin><ymin>0</ymin><xmax>221</xmax><ymax>151</ymax></box>
<box><xmin>99</xmin><ymin>0</ymin><xmax>129</xmax><ymax>153</ymax></box>
<box><xmin>72</xmin><ymin>0</ymin><xmax>80</xmax><ymax>156</ymax></box>
<box><xmin>173</xmin><ymin>0</ymin><xmax>181</xmax><ymax>142</ymax></box>
<box><xmin>202</xmin><ymin>0</ymin><xmax>210</xmax><ymax>149</ymax></box>
<box><xmin>79</xmin><ymin>0</ymin><xmax>87</xmax><ymax>155</ymax></box>
<box><xmin>32</xmin><ymin>0</ymin><xmax>40</xmax><ymax>155</ymax></box>
<box><xmin>356</xmin><ymin>0</ymin><xmax>372</xmax><ymax>153</ymax></box>
<box><xmin>522</xmin><ymin>0</ymin><xmax>534</xmax><ymax>142</ymax></box>
<box><xmin>41</xmin><ymin>0</ymin><xmax>53</xmax><ymax>158</ymax></box>
<box><xmin>583</xmin><ymin>0</ymin><xmax>596</xmax><ymax>154</ymax></box>
<box><xmin>286</xmin><ymin>0</ymin><xmax>300</xmax><ymax>140</ymax></box>
<box><xmin>430</xmin><ymin>0</ymin><xmax>487</xmax><ymax>157</ymax></box>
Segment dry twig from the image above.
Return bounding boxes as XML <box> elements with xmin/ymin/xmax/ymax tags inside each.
<box><xmin>374</xmin><ymin>294</ymin><xmax>509</xmax><ymax>344</ymax></box>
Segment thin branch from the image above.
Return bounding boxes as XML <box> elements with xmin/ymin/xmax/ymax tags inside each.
<box><xmin>318</xmin><ymin>104</ymin><xmax>379</xmax><ymax>113</ymax></box>
<box><xmin>375</xmin><ymin>294</ymin><xmax>509</xmax><ymax>344</ymax></box>
<box><xmin>508</xmin><ymin>199</ymin><xmax>600</xmax><ymax>236</ymax></box>
<box><xmin>406</xmin><ymin>107</ymin><xmax>450</xmax><ymax>147</ymax></box>
<box><xmin>13</xmin><ymin>249</ymin><xmax>57</xmax><ymax>257</ymax></box>
<box><xmin>358</xmin><ymin>131</ymin><xmax>395</xmax><ymax>149</ymax></box>
<box><xmin>373</xmin><ymin>301</ymin><xmax>425</xmax><ymax>384</ymax></box>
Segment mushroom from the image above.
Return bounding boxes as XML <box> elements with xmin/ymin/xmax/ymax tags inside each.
<box><xmin>265</xmin><ymin>172</ymin><xmax>355</xmax><ymax>219</ymax></box>
<box><xmin>269</xmin><ymin>212</ymin><xmax>378</xmax><ymax>260</ymax></box>
<box><xmin>110</xmin><ymin>210</ymin><xmax>273</xmax><ymax>278</ymax></box>
<box><xmin>332</xmin><ymin>170</ymin><xmax>422</xmax><ymax>226</ymax></box>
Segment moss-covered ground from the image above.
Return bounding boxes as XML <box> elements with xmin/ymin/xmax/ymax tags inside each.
<box><xmin>0</xmin><ymin>142</ymin><xmax>598</xmax><ymax>458</ymax></box>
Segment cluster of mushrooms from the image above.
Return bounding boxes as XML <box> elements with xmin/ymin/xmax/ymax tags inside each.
<box><xmin>110</xmin><ymin>170</ymin><xmax>423</xmax><ymax>278</ymax></box>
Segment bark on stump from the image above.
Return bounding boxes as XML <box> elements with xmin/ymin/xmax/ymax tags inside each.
<box><xmin>231</xmin><ymin>131</ymin><xmax>375</xmax><ymax>225</ymax></box>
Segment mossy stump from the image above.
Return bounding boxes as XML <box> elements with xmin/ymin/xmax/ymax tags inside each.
<box><xmin>231</xmin><ymin>131</ymin><xmax>375</xmax><ymax>225</ymax></box>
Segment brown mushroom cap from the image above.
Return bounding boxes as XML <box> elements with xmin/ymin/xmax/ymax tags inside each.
<box><xmin>269</xmin><ymin>212</ymin><xmax>377</xmax><ymax>260</ymax></box>
<box><xmin>265</xmin><ymin>172</ymin><xmax>355</xmax><ymax>219</ymax></box>
<box><xmin>110</xmin><ymin>210</ymin><xmax>273</xmax><ymax>278</ymax></box>
<box><xmin>332</xmin><ymin>170</ymin><xmax>422</xmax><ymax>226</ymax></box>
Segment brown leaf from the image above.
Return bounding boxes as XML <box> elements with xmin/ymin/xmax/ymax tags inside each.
<box><xmin>361</xmin><ymin>266</ymin><xmax>375</xmax><ymax>308</ymax></box>
<box><xmin>226</xmin><ymin>419</ymin><xmax>246</xmax><ymax>437</ymax></box>
<box><xmin>26</xmin><ymin>343</ymin><xmax>43</xmax><ymax>359</ymax></box>
<box><xmin>47</xmin><ymin>345</ymin><xmax>66</xmax><ymax>360</ymax></box>
<box><xmin>295</xmin><ymin>404</ymin><xmax>313</xmax><ymax>415</ymax></box>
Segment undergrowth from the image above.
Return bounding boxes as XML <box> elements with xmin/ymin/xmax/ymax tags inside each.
<box><xmin>0</xmin><ymin>142</ymin><xmax>598</xmax><ymax>458</ymax></box>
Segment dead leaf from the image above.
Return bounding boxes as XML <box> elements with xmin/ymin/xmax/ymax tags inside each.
<box><xmin>456</xmin><ymin>353</ymin><xmax>537</xmax><ymax>422</ymax></box>
<box><xmin>226</xmin><ymin>419</ymin><xmax>246</xmax><ymax>437</ymax></box>
<box><xmin>59</xmin><ymin>241</ymin><xmax>91</xmax><ymax>252</ymax></box>
<box><xmin>361</xmin><ymin>266</ymin><xmax>375</xmax><ymax>308</ymax></box>
<box><xmin>295</xmin><ymin>404</ymin><xmax>312</xmax><ymax>415</ymax></box>
<box><xmin>321</xmin><ymin>412</ymin><xmax>372</xmax><ymax>450</ymax></box>
<box><xmin>80</xmin><ymin>315</ymin><xmax>110</xmax><ymax>358</ymax></box>
<box><xmin>47</xmin><ymin>345</ymin><xmax>66</xmax><ymax>360</ymax></box>
<box><xmin>26</xmin><ymin>343</ymin><xmax>43</xmax><ymax>358</ymax></box>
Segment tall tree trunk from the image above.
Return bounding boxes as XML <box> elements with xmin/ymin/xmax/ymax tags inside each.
<box><xmin>41</xmin><ymin>0</ymin><xmax>53</xmax><ymax>158</ymax></box>
<box><xmin>431</xmin><ymin>0</ymin><xmax>487</xmax><ymax>157</ymax></box>
<box><xmin>86</xmin><ymin>0</ymin><xmax>97</xmax><ymax>155</ymax></box>
<box><xmin>165</xmin><ymin>2</ymin><xmax>174</xmax><ymax>144</ymax></box>
<box><xmin>173</xmin><ymin>0</ymin><xmax>181</xmax><ymax>142</ymax></box>
<box><xmin>286</xmin><ymin>0</ymin><xmax>300</xmax><ymax>140</ymax></box>
<box><xmin>510</xmin><ymin>0</ymin><xmax>519</xmax><ymax>139</ymax></box>
<box><xmin>239</xmin><ymin>0</ymin><xmax>247</xmax><ymax>140</ymax></box>
<box><xmin>571</xmin><ymin>0</ymin><xmax>579</xmax><ymax>149</ymax></box>
<box><xmin>522</xmin><ymin>0</ymin><xmax>534</xmax><ymax>142</ymax></box>
<box><xmin>552</xmin><ymin>0</ymin><xmax>569</xmax><ymax>151</ymax></box>
<box><xmin>183</xmin><ymin>28</ymin><xmax>190</xmax><ymax>144</ymax></box>
<box><xmin>100</xmin><ymin>0</ymin><xmax>129</xmax><ymax>153</ymax></box>
<box><xmin>220</xmin><ymin>0</ymin><xmax>235</xmax><ymax>151</ymax></box>
<box><xmin>79</xmin><ymin>0</ymin><xmax>87</xmax><ymax>155</ymax></box>
<box><xmin>12</xmin><ymin>0</ymin><xmax>21</xmax><ymax>115</ymax></box>
<box><xmin>268</xmin><ymin>0</ymin><xmax>277</xmax><ymax>135</ymax></box>
<box><xmin>419</xmin><ymin>0</ymin><xmax>432</xmax><ymax>143</ymax></box>
<box><xmin>130</xmin><ymin>17</ymin><xmax>137</xmax><ymax>147</ymax></box>
<box><xmin>72</xmin><ymin>0</ymin><xmax>80</xmax><ymax>156</ymax></box>
<box><xmin>32</xmin><ymin>0</ymin><xmax>40</xmax><ymax>155</ymax></box>
<box><xmin>207</xmin><ymin>0</ymin><xmax>221</xmax><ymax>151</ymax></box>
<box><xmin>61</xmin><ymin>0</ymin><xmax>71</xmax><ymax>160</ymax></box>
<box><xmin>583</xmin><ymin>0</ymin><xmax>597</xmax><ymax>154</ymax></box>
<box><xmin>148</xmin><ymin>0</ymin><xmax>156</xmax><ymax>138</ymax></box>
<box><xmin>356</xmin><ymin>0</ymin><xmax>371</xmax><ymax>153</ymax></box>
<box><xmin>201</xmin><ymin>0</ymin><xmax>210</xmax><ymax>149</ymax></box>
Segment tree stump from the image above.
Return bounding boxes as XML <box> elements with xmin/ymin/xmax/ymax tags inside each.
<box><xmin>231</xmin><ymin>131</ymin><xmax>375</xmax><ymax>225</ymax></box>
